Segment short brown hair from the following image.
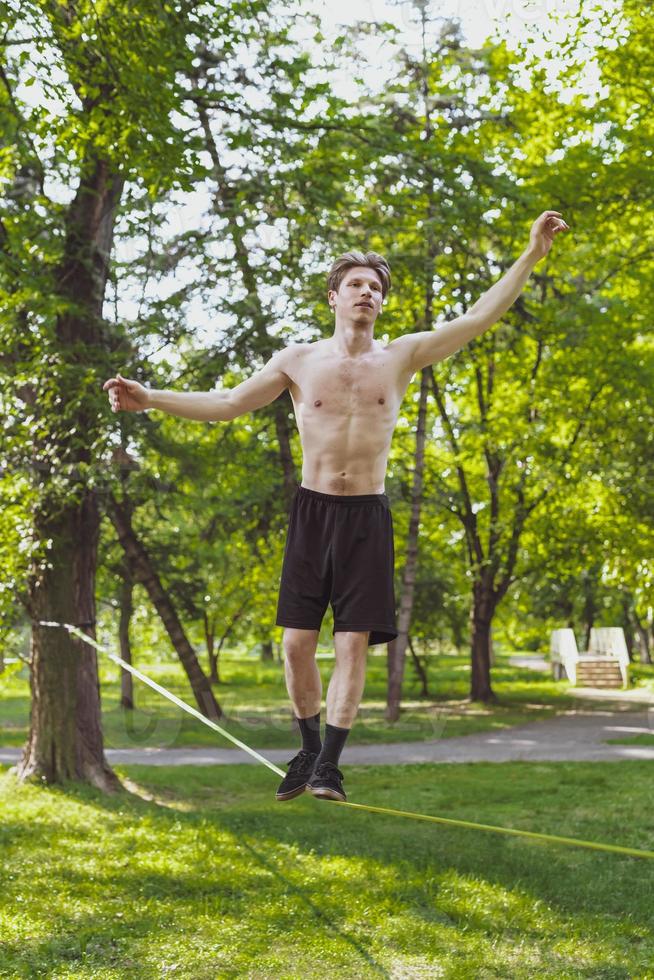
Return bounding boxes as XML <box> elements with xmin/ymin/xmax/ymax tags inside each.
<box><xmin>327</xmin><ymin>250</ymin><xmax>391</xmax><ymax>301</ymax></box>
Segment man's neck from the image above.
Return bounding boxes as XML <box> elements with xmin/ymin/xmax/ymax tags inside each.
<box><xmin>330</xmin><ymin>320</ymin><xmax>376</xmax><ymax>357</ymax></box>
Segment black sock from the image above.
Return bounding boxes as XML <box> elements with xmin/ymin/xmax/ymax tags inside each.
<box><xmin>316</xmin><ymin>723</ymin><xmax>350</xmax><ymax>767</ymax></box>
<box><xmin>296</xmin><ymin>712</ymin><xmax>322</xmax><ymax>754</ymax></box>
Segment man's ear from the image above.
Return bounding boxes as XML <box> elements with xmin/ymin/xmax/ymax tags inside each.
<box><xmin>327</xmin><ymin>289</ymin><xmax>336</xmax><ymax>310</ymax></box>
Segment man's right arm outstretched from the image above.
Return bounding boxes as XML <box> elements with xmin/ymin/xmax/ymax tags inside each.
<box><xmin>103</xmin><ymin>348</ymin><xmax>292</xmax><ymax>421</ymax></box>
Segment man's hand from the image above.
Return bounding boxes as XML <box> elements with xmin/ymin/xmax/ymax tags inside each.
<box><xmin>102</xmin><ymin>373</ymin><xmax>150</xmax><ymax>412</ymax></box>
<box><xmin>528</xmin><ymin>210</ymin><xmax>569</xmax><ymax>261</ymax></box>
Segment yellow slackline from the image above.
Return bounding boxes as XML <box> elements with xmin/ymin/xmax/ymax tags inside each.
<box><xmin>330</xmin><ymin>801</ymin><xmax>654</xmax><ymax>860</ymax></box>
<box><xmin>40</xmin><ymin>621</ymin><xmax>654</xmax><ymax>862</ymax></box>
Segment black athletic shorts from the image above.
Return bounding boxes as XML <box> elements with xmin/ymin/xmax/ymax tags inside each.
<box><xmin>275</xmin><ymin>484</ymin><xmax>397</xmax><ymax>646</ymax></box>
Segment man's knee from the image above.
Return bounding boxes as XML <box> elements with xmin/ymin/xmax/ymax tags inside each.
<box><xmin>283</xmin><ymin>627</ymin><xmax>319</xmax><ymax>663</ymax></box>
<box><xmin>334</xmin><ymin>630</ymin><xmax>370</xmax><ymax>655</ymax></box>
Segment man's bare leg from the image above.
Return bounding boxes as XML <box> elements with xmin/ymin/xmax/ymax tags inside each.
<box><xmin>276</xmin><ymin>627</ymin><xmax>323</xmax><ymax>801</ymax></box>
<box><xmin>308</xmin><ymin>630</ymin><xmax>370</xmax><ymax>802</ymax></box>
<box><xmin>326</xmin><ymin>630</ymin><xmax>370</xmax><ymax>728</ymax></box>
<box><xmin>282</xmin><ymin>627</ymin><xmax>321</xmax><ymax>718</ymax></box>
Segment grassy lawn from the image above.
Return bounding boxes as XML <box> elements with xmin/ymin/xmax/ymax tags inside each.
<box><xmin>2</xmin><ymin>650</ymin><xmax>652</xmax><ymax>753</ymax></box>
<box><xmin>607</xmin><ymin>735</ymin><xmax>654</xmax><ymax>746</ymax></box>
<box><xmin>1</xmin><ymin>761</ymin><xmax>653</xmax><ymax>978</ymax></box>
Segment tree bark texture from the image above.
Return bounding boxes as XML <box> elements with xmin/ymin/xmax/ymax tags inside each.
<box><xmin>20</xmin><ymin>155</ymin><xmax>123</xmax><ymax>788</ymax></box>
<box><xmin>470</xmin><ymin>581</ymin><xmax>497</xmax><ymax>702</ymax></box>
<box><xmin>19</xmin><ymin>492</ymin><xmax>118</xmax><ymax>790</ymax></box>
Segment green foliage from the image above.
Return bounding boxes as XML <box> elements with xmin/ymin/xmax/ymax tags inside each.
<box><xmin>0</xmin><ymin>0</ymin><xmax>222</xmax><ymax>623</ymax></box>
<box><xmin>2</xmin><ymin>0</ymin><xmax>653</xmax><ymax>694</ymax></box>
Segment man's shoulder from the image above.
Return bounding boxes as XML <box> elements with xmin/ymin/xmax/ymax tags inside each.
<box><xmin>279</xmin><ymin>340</ymin><xmax>322</xmax><ymax>361</ymax></box>
<box><xmin>383</xmin><ymin>333</ymin><xmax>412</xmax><ymax>352</ymax></box>
<box><xmin>271</xmin><ymin>341</ymin><xmax>318</xmax><ymax>383</ymax></box>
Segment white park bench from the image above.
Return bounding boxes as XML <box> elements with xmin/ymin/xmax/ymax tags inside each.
<box><xmin>550</xmin><ymin>627</ymin><xmax>629</xmax><ymax>689</ymax></box>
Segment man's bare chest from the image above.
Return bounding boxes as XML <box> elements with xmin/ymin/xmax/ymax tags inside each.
<box><xmin>286</xmin><ymin>346</ymin><xmax>409</xmax><ymax>417</ymax></box>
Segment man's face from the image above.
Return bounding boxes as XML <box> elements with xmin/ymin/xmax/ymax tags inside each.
<box><xmin>328</xmin><ymin>265</ymin><xmax>384</xmax><ymax>323</ymax></box>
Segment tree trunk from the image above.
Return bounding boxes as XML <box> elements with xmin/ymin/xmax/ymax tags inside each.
<box><xmin>260</xmin><ymin>640</ymin><xmax>274</xmax><ymax>662</ymax></box>
<box><xmin>386</xmin><ymin>368</ymin><xmax>430</xmax><ymax>721</ymax></box>
<box><xmin>119</xmin><ymin>564</ymin><xmax>134</xmax><ymax>710</ymax></box>
<box><xmin>621</xmin><ymin>595</ymin><xmax>635</xmax><ymax>660</ymax></box>
<box><xmin>582</xmin><ymin>571</ymin><xmax>596</xmax><ymax>651</ymax></box>
<box><xmin>206</xmin><ymin>605</ymin><xmax>246</xmax><ymax>683</ymax></box>
<box><xmin>470</xmin><ymin>582</ymin><xmax>497</xmax><ymax>702</ymax></box>
<box><xmin>108</xmin><ymin>493</ymin><xmax>223</xmax><ymax>720</ymax></box>
<box><xmin>208</xmin><ymin>645</ymin><xmax>219</xmax><ymax>683</ymax></box>
<box><xmin>408</xmin><ymin>634</ymin><xmax>429</xmax><ymax>698</ymax></box>
<box><xmin>204</xmin><ymin>612</ymin><xmax>219</xmax><ymax>684</ymax></box>
<box><xmin>18</xmin><ymin>156</ymin><xmax>123</xmax><ymax>789</ymax></box>
<box><xmin>19</xmin><ymin>493</ymin><xmax>119</xmax><ymax>790</ymax></box>
<box><xmin>632</xmin><ymin>610</ymin><xmax>652</xmax><ymax>665</ymax></box>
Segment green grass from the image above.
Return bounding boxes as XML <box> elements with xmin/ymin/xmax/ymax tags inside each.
<box><xmin>1</xmin><ymin>761</ymin><xmax>653</xmax><ymax>978</ymax></box>
<box><xmin>0</xmin><ymin>655</ymin><xmax>654</xmax><ymax>748</ymax></box>
<box><xmin>606</xmin><ymin>734</ymin><xmax>654</xmax><ymax>746</ymax></box>
<box><xmin>4</xmin><ymin>650</ymin><xmax>652</xmax><ymax>753</ymax></box>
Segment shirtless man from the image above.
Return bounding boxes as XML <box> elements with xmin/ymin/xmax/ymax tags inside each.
<box><xmin>103</xmin><ymin>210</ymin><xmax>568</xmax><ymax>802</ymax></box>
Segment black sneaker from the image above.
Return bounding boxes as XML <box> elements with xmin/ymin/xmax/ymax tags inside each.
<box><xmin>306</xmin><ymin>761</ymin><xmax>346</xmax><ymax>802</ymax></box>
<box><xmin>275</xmin><ymin>750</ymin><xmax>319</xmax><ymax>801</ymax></box>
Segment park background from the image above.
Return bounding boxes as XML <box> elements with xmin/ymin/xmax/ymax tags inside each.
<box><xmin>1</xmin><ymin>0</ymin><xmax>653</xmax><ymax>976</ymax></box>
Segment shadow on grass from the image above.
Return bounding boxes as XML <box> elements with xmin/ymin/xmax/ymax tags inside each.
<box><xmin>112</xmin><ymin>763</ymin><xmax>654</xmax><ymax>927</ymax></box>
<box><xmin>3</xmin><ymin>764</ymin><xmax>653</xmax><ymax>977</ymax></box>
<box><xmin>2</xmin><ymin>777</ymin><xmax>389</xmax><ymax>977</ymax></box>
<box><xmin>237</xmin><ymin>835</ymin><xmax>390</xmax><ymax>978</ymax></box>
<box><xmin>1</xmin><ymin>908</ymin><xmax>162</xmax><ymax>977</ymax></box>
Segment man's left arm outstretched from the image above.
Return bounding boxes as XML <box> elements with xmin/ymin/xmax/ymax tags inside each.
<box><xmin>402</xmin><ymin>210</ymin><xmax>569</xmax><ymax>373</ymax></box>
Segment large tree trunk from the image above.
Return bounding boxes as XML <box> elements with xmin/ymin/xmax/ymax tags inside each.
<box><xmin>19</xmin><ymin>492</ymin><xmax>118</xmax><ymax>790</ymax></box>
<box><xmin>470</xmin><ymin>581</ymin><xmax>497</xmax><ymax>702</ymax></box>
<box><xmin>386</xmin><ymin>368</ymin><xmax>429</xmax><ymax>721</ymax></box>
<box><xmin>19</xmin><ymin>156</ymin><xmax>123</xmax><ymax>788</ymax></box>
<box><xmin>108</xmin><ymin>493</ymin><xmax>223</xmax><ymax>720</ymax></box>
<box><xmin>119</xmin><ymin>563</ymin><xmax>134</xmax><ymax>710</ymax></box>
